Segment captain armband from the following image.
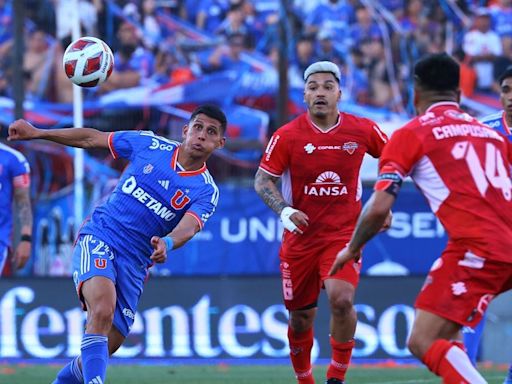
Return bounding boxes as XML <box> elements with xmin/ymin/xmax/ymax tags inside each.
<box><xmin>374</xmin><ymin>169</ymin><xmax>403</xmax><ymax>197</ymax></box>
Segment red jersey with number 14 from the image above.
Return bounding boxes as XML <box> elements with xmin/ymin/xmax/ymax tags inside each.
<box><xmin>378</xmin><ymin>102</ymin><xmax>512</xmax><ymax>261</ymax></box>
<box><xmin>259</xmin><ymin>112</ymin><xmax>388</xmax><ymax>253</ymax></box>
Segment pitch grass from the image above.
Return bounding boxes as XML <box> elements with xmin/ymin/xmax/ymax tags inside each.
<box><xmin>0</xmin><ymin>363</ymin><xmax>507</xmax><ymax>384</ymax></box>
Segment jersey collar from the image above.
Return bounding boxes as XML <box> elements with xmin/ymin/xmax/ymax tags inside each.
<box><xmin>171</xmin><ymin>147</ymin><xmax>207</xmax><ymax>176</ymax></box>
<box><xmin>425</xmin><ymin>101</ymin><xmax>460</xmax><ymax>113</ymax></box>
<box><xmin>307</xmin><ymin>112</ymin><xmax>342</xmax><ymax>133</ymax></box>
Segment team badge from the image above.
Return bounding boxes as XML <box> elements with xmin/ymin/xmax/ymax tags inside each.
<box><xmin>143</xmin><ymin>164</ymin><xmax>154</xmax><ymax>174</ymax></box>
<box><xmin>342</xmin><ymin>141</ymin><xmax>358</xmax><ymax>154</ymax></box>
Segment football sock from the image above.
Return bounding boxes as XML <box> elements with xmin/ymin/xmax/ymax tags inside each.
<box><xmin>504</xmin><ymin>363</ymin><xmax>512</xmax><ymax>383</ymax></box>
<box><xmin>81</xmin><ymin>334</ymin><xmax>108</xmax><ymax>384</ymax></box>
<box><xmin>53</xmin><ymin>356</ymin><xmax>83</xmax><ymax>384</ymax></box>
<box><xmin>462</xmin><ymin>314</ymin><xmax>486</xmax><ymax>365</ymax></box>
<box><xmin>288</xmin><ymin>327</ymin><xmax>315</xmax><ymax>383</ymax></box>
<box><xmin>326</xmin><ymin>337</ymin><xmax>354</xmax><ymax>381</ymax></box>
<box><xmin>422</xmin><ymin>339</ymin><xmax>486</xmax><ymax>384</ymax></box>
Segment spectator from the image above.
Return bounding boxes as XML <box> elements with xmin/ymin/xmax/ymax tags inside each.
<box><xmin>23</xmin><ymin>29</ymin><xmax>56</xmax><ymax>101</ymax></box>
<box><xmin>348</xmin><ymin>6</ymin><xmax>382</xmax><ymax>48</ymax></box>
<box><xmin>316</xmin><ymin>29</ymin><xmax>345</xmax><ymax>67</ymax></box>
<box><xmin>289</xmin><ymin>34</ymin><xmax>316</xmax><ymax>84</ymax></box>
<box><xmin>203</xmin><ymin>32</ymin><xmax>249</xmax><ymax>73</ymax></box>
<box><xmin>196</xmin><ymin>0</ymin><xmax>229</xmax><ymax>34</ymax></box>
<box><xmin>304</xmin><ymin>0</ymin><xmax>354</xmax><ymax>45</ymax></box>
<box><xmin>99</xmin><ymin>21</ymin><xmax>155</xmax><ymax>93</ymax></box>
<box><xmin>463</xmin><ymin>8</ymin><xmax>503</xmax><ymax>93</ymax></box>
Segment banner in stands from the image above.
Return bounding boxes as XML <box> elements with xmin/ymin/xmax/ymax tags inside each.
<box><xmin>157</xmin><ymin>183</ymin><xmax>447</xmax><ymax>276</ymax></box>
<box><xmin>0</xmin><ymin>277</ymin><xmax>422</xmax><ymax>361</ymax></box>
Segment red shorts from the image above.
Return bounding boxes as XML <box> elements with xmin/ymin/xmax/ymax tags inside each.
<box><xmin>415</xmin><ymin>241</ymin><xmax>512</xmax><ymax>328</ymax></box>
<box><xmin>279</xmin><ymin>239</ymin><xmax>361</xmax><ymax>311</ymax></box>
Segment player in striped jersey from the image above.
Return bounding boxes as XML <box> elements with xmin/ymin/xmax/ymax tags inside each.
<box><xmin>463</xmin><ymin>66</ymin><xmax>512</xmax><ymax>384</ymax></box>
<box><xmin>8</xmin><ymin>104</ymin><xmax>226</xmax><ymax>384</ymax></box>
<box><xmin>0</xmin><ymin>142</ymin><xmax>32</xmax><ymax>276</ymax></box>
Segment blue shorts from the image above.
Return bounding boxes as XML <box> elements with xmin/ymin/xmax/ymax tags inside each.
<box><xmin>72</xmin><ymin>234</ymin><xmax>148</xmax><ymax>337</ymax></box>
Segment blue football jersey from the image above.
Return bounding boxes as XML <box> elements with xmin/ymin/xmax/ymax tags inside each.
<box><xmin>0</xmin><ymin>143</ymin><xmax>30</xmax><ymax>248</ymax></box>
<box><xmin>481</xmin><ymin>110</ymin><xmax>512</xmax><ymax>141</ymax></box>
<box><xmin>79</xmin><ymin>131</ymin><xmax>219</xmax><ymax>266</ymax></box>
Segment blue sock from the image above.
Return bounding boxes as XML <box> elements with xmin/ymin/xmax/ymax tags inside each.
<box><xmin>463</xmin><ymin>314</ymin><xmax>486</xmax><ymax>366</ymax></box>
<box><xmin>53</xmin><ymin>356</ymin><xmax>83</xmax><ymax>384</ymax></box>
<box><xmin>505</xmin><ymin>363</ymin><xmax>512</xmax><ymax>383</ymax></box>
<box><xmin>81</xmin><ymin>334</ymin><xmax>108</xmax><ymax>384</ymax></box>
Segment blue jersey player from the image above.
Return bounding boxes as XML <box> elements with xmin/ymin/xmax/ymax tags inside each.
<box><xmin>463</xmin><ymin>66</ymin><xmax>512</xmax><ymax>384</ymax></box>
<box><xmin>8</xmin><ymin>104</ymin><xmax>226</xmax><ymax>384</ymax></box>
<box><xmin>0</xmin><ymin>141</ymin><xmax>32</xmax><ymax>276</ymax></box>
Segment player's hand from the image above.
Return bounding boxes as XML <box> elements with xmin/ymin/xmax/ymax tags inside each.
<box><xmin>328</xmin><ymin>244</ymin><xmax>361</xmax><ymax>276</ymax></box>
<box><xmin>7</xmin><ymin>119</ymin><xmax>41</xmax><ymax>141</ymax></box>
<box><xmin>150</xmin><ymin>236</ymin><xmax>168</xmax><ymax>264</ymax></box>
<box><xmin>280</xmin><ymin>207</ymin><xmax>309</xmax><ymax>235</ymax></box>
<box><xmin>13</xmin><ymin>241</ymin><xmax>31</xmax><ymax>270</ymax></box>
<box><xmin>379</xmin><ymin>210</ymin><xmax>393</xmax><ymax>232</ymax></box>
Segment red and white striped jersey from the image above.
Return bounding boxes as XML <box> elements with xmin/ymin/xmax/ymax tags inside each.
<box><xmin>378</xmin><ymin>102</ymin><xmax>512</xmax><ymax>261</ymax></box>
<box><xmin>259</xmin><ymin>112</ymin><xmax>388</xmax><ymax>252</ymax></box>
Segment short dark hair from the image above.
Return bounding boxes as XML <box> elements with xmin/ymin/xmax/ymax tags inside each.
<box><xmin>414</xmin><ymin>53</ymin><xmax>460</xmax><ymax>92</ymax></box>
<box><xmin>190</xmin><ymin>104</ymin><xmax>227</xmax><ymax>134</ymax></box>
<box><xmin>499</xmin><ymin>66</ymin><xmax>512</xmax><ymax>86</ymax></box>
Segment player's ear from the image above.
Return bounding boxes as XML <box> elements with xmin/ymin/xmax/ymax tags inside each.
<box><xmin>216</xmin><ymin>137</ymin><xmax>226</xmax><ymax>150</ymax></box>
<box><xmin>182</xmin><ymin>124</ymin><xmax>189</xmax><ymax>139</ymax></box>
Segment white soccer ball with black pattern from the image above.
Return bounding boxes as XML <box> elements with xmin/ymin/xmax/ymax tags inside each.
<box><xmin>63</xmin><ymin>36</ymin><xmax>114</xmax><ymax>87</ymax></box>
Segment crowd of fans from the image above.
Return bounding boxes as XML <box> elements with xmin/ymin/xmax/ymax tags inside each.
<box><xmin>0</xmin><ymin>0</ymin><xmax>510</xmax><ymax>116</ymax></box>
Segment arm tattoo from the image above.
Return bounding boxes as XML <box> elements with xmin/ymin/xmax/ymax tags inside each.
<box><xmin>14</xmin><ymin>187</ymin><xmax>33</xmax><ymax>234</ymax></box>
<box><xmin>254</xmin><ymin>169</ymin><xmax>288</xmax><ymax>215</ymax></box>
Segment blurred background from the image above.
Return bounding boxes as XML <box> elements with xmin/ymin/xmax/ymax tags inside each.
<box><xmin>0</xmin><ymin>0</ymin><xmax>511</xmax><ymax>366</ymax></box>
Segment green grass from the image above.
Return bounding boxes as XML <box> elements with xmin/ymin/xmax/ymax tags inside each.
<box><xmin>0</xmin><ymin>363</ymin><xmax>507</xmax><ymax>383</ymax></box>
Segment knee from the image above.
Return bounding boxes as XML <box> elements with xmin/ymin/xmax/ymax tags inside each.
<box><xmin>87</xmin><ymin>302</ymin><xmax>115</xmax><ymax>331</ymax></box>
<box><xmin>289</xmin><ymin>312</ymin><xmax>314</xmax><ymax>333</ymax></box>
<box><xmin>328</xmin><ymin>295</ymin><xmax>353</xmax><ymax>318</ymax></box>
<box><xmin>407</xmin><ymin>333</ymin><xmax>426</xmax><ymax>359</ymax></box>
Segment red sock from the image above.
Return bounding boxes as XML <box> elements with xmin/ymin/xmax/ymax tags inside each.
<box><xmin>422</xmin><ymin>339</ymin><xmax>486</xmax><ymax>384</ymax></box>
<box><xmin>326</xmin><ymin>337</ymin><xmax>354</xmax><ymax>381</ymax></box>
<box><xmin>288</xmin><ymin>327</ymin><xmax>315</xmax><ymax>384</ymax></box>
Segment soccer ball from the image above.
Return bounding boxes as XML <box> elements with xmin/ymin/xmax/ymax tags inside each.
<box><xmin>63</xmin><ymin>36</ymin><xmax>114</xmax><ymax>87</ymax></box>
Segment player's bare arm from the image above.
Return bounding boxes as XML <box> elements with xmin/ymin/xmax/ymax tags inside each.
<box><xmin>254</xmin><ymin>168</ymin><xmax>309</xmax><ymax>234</ymax></box>
<box><xmin>254</xmin><ymin>168</ymin><xmax>288</xmax><ymax>214</ymax></box>
<box><xmin>329</xmin><ymin>191</ymin><xmax>395</xmax><ymax>275</ymax></box>
<box><xmin>150</xmin><ymin>214</ymin><xmax>201</xmax><ymax>263</ymax></box>
<box><xmin>13</xmin><ymin>185</ymin><xmax>32</xmax><ymax>269</ymax></box>
<box><xmin>8</xmin><ymin>119</ymin><xmax>110</xmax><ymax>149</ymax></box>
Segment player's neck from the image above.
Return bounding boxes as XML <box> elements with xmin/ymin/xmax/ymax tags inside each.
<box><xmin>308</xmin><ymin>111</ymin><xmax>340</xmax><ymax>131</ymax></box>
<box><xmin>505</xmin><ymin>112</ymin><xmax>512</xmax><ymax>128</ymax></box>
<box><xmin>177</xmin><ymin>152</ymin><xmax>205</xmax><ymax>171</ymax></box>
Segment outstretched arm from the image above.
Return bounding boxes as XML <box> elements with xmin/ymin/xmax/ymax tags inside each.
<box><xmin>254</xmin><ymin>168</ymin><xmax>309</xmax><ymax>234</ymax></box>
<box><xmin>329</xmin><ymin>190</ymin><xmax>395</xmax><ymax>275</ymax></box>
<box><xmin>8</xmin><ymin>119</ymin><xmax>110</xmax><ymax>149</ymax></box>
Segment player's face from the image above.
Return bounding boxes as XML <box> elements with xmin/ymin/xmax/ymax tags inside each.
<box><xmin>500</xmin><ymin>77</ymin><xmax>512</xmax><ymax>115</ymax></box>
<box><xmin>304</xmin><ymin>73</ymin><xmax>341</xmax><ymax>118</ymax></box>
<box><xmin>182</xmin><ymin>113</ymin><xmax>225</xmax><ymax>158</ymax></box>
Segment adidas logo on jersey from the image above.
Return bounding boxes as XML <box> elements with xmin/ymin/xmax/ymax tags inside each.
<box><xmin>88</xmin><ymin>376</ymin><xmax>103</xmax><ymax>384</ymax></box>
<box><xmin>158</xmin><ymin>180</ymin><xmax>170</xmax><ymax>190</ymax></box>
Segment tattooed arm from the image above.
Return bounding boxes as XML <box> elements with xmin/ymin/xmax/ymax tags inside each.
<box><xmin>13</xmin><ymin>184</ymin><xmax>33</xmax><ymax>269</ymax></box>
<box><xmin>254</xmin><ymin>168</ymin><xmax>288</xmax><ymax>215</ymax></box>
<box><xmin>254</xmin><ymin>168</ymin><xmax>309</xmax><ymax>233</ymax></box>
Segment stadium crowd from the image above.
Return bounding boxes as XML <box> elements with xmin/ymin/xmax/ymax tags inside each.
<box><xmin>0</xmin><ymin>0</ymin><xmax>510</xmax><ymax>114</ymax></box>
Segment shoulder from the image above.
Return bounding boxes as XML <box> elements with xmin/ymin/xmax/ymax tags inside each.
<box><xmin>480</xmin><ymin>111</ymin><xmax>503</xmax><ymax>128</ymax></box>
<box><xmin>276</xmin><ymin>115</ymin><xmax>306</xmax><ymax>135</ymax></box>
<box><xmin>341</xmin><ymin>112</ymin><xmax>380</xmax><ymax>130</ymax></box>
<box><xmin>198</xmin><ymin>170</ymin><xmax>220</xmax><ymax>199</ymax></box>
<box><xmin>0</xmin><ymin>142</ymin><xmax>28</xmax><ymax>164</ymax></box>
